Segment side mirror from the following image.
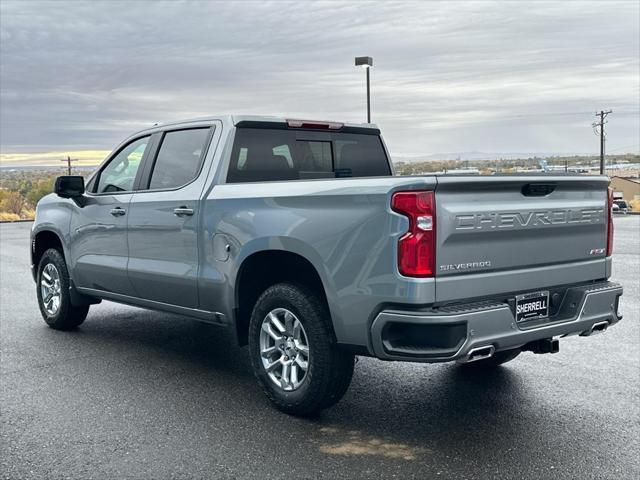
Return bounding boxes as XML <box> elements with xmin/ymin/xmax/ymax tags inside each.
<box><xmin>54</xmin><ymin>176</ymin><xmax>85</xmax><ymax>198</ymax></box>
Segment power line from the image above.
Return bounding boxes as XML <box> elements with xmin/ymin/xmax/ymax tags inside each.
<box><xmin>592</xmin><ymin>110</ymin><xmax>612</xmax><ymax>174</ymax></box>
<box><xmin>606</xmin><ymin>143</ymin><xmax>640</xmax><ymax>153</ymax></box>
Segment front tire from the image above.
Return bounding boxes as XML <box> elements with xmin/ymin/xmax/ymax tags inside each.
<box><xmin>248</xmin><ymin>283</ymin><xmax>354</xmax><ymax>416</ymax></box>
<box><xmin>36</xmin><ymin>248</ymin><xmax>89</xmax><ymax>330</ymax></box>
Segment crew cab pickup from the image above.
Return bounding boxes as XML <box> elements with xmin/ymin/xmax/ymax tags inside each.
<box><xmin>31</xmin><ymin>116</ymin><xmax>623</xmax><ymax>415</ymax></box>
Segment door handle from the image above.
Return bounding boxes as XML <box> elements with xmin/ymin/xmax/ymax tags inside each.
<box><xmin>110</xmin><ymin>207</ymin><xmax>126</xmax><ymax>217</ymax></box>
<box><xmin>173</xmin><ymin>206</ymin><xmax>194</xmax><ymax>217</ymax></box>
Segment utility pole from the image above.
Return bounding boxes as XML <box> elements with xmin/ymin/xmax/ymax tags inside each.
<box><xmin>60</xmin><ymin>155</ymin><xmax>79</xmax><ymax>175</ymax></box>
<box><xmin>592</xmin><ymin>110</ymin><xmax>612</xmax><ymax>174</ymax></box>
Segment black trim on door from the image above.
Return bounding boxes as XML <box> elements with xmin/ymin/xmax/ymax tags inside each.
<box><xmin>133</xmin><ymin>132</ymin><xmax>163</xmax><ymax>192</ymax></box>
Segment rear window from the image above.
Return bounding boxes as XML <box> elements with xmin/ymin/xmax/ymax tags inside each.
<box><xmin>147</xmin><ymin>128</ymin><xmax>211</xmax><ymax>190</ymax></box>
<box><xmin>226</xmin><ymin>128</ymin><xmax>391</xmax><ymax>183</ymax></box>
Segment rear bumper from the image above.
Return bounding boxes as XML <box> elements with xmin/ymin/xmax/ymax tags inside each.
<box><xmin>370</xmin><ymin>281</ymin><xmax>623</xmax><ymax>363</ymax></box>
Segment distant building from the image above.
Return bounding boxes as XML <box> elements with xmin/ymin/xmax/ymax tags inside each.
<box><xmin>610</xmin><ymin>176</ymin><xmax>640</xmax><ymax>201</ymax></box>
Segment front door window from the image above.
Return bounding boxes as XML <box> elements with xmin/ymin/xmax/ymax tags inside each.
<box><xmin>96</xmin><ymin>137</ymin><xmax>149</xmax><ymax>193</ymax></box>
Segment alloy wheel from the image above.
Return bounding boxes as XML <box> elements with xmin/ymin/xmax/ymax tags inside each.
<box><xmin>40</xmin><ymin>263</ymin><xmax>62</xmax><ymax>316</ymax></box>
<box><xmin>259</xmin><ymin>308</ymin><xmax>310</xmax><ymax>391</ymax></box>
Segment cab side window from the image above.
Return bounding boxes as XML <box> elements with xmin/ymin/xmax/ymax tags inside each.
<box><xmin>96</xmin><ymin>137</ymin><xmax>149</xmax><ymax>193</ymax></box>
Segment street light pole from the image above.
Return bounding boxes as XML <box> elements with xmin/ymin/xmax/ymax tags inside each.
<box><xmin>355</xmin><ymin>56</ymin><xmax>373</xmax><ymax>123</ymax></box>
<box><xmin>366</xmin><ymin>66</ymin><xmax>370</xmax><ymax>124</ymax></box>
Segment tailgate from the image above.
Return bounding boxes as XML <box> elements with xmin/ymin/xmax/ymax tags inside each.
<box><xmin>434</xmin><ymin>175</ymin><xmax>610</xmax><ymax>302</ymax></box>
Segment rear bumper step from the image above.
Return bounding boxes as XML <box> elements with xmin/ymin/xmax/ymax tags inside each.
<box><xmin>370</xmin><ymin>281</ymin><xmax>622</xmax><ymax>363</ymax></box>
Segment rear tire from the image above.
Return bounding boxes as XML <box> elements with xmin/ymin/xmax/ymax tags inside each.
<box><xmin>460</xmin><ymin>348</ymin><xmax>521</xmax><ymax>368</ymax></box>
<box><xmin>36</xmin><ymin>248</ymin><xmax>89</xmax><ymax>330</ymax></box>
<box><xmin>248</xmin><ymin>283</ymin><xmax>354</xmax><ymax>416</ymax></box>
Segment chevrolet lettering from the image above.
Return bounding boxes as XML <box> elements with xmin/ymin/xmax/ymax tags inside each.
<box><xmin>455</xmin><ymin>208</ymin><xmax>604</xmax><ymax>231</ymax></box>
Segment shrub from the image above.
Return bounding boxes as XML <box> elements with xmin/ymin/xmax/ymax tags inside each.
<box><xmin>0</xmin><ymin>191</ymin><xmax>24</xmax><ymax>215</ymax></box>
<box><xmin>0</xmin><ymin>212</ymin><xmax>21</xmax><ymax>222</ymax></box>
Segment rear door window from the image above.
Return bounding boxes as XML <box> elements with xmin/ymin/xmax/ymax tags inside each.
<box><xmin>147</xmin><ymin>128</ymin><xmax>211</xmax><ymax>190</ymax></box>
<box><xmin>227</xmin><ymin>128</ymin><xmax>391</xmax><ymax>183</ymax></box>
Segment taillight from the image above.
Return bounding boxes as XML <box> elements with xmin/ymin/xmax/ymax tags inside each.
<box><xmin>391</xmin><ymin>190</ymin><xmax>436</xmax><ymax>277</ymax></box>
<box><xmin>607</xmin><ymin>187</ymin><xmax>614</xmax><ymax>256</ymax></box>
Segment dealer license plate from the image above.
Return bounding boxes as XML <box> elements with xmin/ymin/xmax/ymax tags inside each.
<box><xmin>515</xmin><ymin>291</ymin><xmax>549</xmax><ymax>322</ymax></box>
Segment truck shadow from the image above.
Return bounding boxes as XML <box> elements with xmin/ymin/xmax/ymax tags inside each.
<box><xmin>68</xmin><ymin>305</ymin><xmax>584</xmax><ymax>465</ymax></box>
<box><xmin>71</xmin><ymin>306</ymin><xmax>254</xmax><ymax>378</ymax></box>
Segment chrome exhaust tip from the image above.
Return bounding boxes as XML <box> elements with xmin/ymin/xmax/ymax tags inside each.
<box><xmin>465</xmin><ymin>345</ymin><xmax>495</xmax><ymax>363</ymax></box>
<box><xmin>581</xmin><ymin>320</ymin><xmax>609</xmax><ymax>337</ymax></box>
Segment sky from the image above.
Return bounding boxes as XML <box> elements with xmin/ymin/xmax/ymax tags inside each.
<box><xmin>0</xmin><ymin>0</ymin><xmax>638</xmax><ymax>163</ymax></box>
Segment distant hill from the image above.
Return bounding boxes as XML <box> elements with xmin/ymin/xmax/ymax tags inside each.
<box><xmin>393</xmin><ymin>152</ymin><xmax>585</xmax><ymax>163</ymax></box>
<box><xmin>393</xmin><ymin>153</ymin><xmax>640</xmax><ymax>176</ymax></box>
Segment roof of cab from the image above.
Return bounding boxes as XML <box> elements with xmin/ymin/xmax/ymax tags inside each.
<box><xmin>231</xmin><ymin>115</ymin><xmax>379</xmax><ymax>131</ymax></box>
<box><xmin>130</xmin><ymin>114</ymin><xmax>379</xmax><ymax>137</ymax></box>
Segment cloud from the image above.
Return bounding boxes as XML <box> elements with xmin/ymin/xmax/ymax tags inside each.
<box><xmin>0</xmin><ymin>150</ymin><xmax>110</xmax><ymax>166</ymax></box>
<box><xmin>0</xmin><ymin>0</ymin><xmax>638</xmax><ymax>157</ymax></box>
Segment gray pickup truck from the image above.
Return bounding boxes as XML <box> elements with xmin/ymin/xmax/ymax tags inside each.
<box><xmin>32</xmin><ymin>115</ymin><xmax>623</xmax><ymax>415</ymax></box>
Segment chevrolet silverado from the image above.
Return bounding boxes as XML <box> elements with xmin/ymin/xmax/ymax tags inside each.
<box><xmin>31</xmin><ymin>116</ymin><xmax>623</xmax><ymax>415</ymax></box>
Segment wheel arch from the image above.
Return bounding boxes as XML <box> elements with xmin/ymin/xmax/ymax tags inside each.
<box><xmin>32</xmin><ymin>229</ymin><xmax>66</xmax><ymax>278</ymax></box>
<box><xmin>233</xmin><ymin>246</ymin><xmax>338</xmax><ymax>346</ymax></box>
<box><xmin>32</xmin><ymin>228</ymin><xmax>100</xmax><ymax>306</ymax></box>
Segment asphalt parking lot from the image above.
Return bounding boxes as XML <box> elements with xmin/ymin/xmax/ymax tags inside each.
<box><xmin>1</xmin><ymin>216</ymin><xmax>638</xmax><ymax>480</ymax></box>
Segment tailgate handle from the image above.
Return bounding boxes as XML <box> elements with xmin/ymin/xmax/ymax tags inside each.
<box><xmin>522</xmin><ymin>183</ymin><xmax>556</xmax><ymax>196</ymax></box>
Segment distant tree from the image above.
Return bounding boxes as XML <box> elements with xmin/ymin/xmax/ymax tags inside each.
<box><xmin>26</xmin><ymin>180</ymin><xmax>53</xmax><ymax>207</ymax></box>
